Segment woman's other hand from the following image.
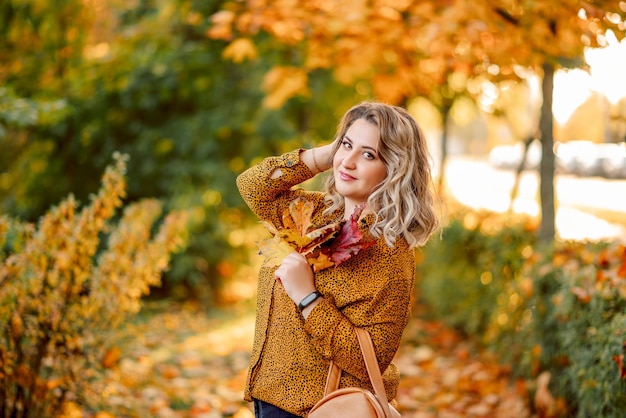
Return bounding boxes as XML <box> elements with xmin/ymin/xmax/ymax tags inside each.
<box><xmin>274</xmin><ymin>252</ymin><xmax>316</xmax><ymax>305</ymax></box>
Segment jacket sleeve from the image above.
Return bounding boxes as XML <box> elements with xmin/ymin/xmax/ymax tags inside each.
<box><xmin>236</xmin><ymin>149</ymin><xmax>319</xmax><ymax>226</ymax></box>
<box><xmin>303</xmin><ymin>239</ymin><xmax>415</xmax><ymax>387</ymax></box>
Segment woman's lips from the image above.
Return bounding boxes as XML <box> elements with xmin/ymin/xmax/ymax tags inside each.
<box><xmin>339</xmin><ymin>171</ymin><xmax>356</xmax><ymax>181</ymax></box>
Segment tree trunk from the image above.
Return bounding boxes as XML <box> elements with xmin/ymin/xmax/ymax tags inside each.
<box><xmin>538</xmin><ymin>62</ymin><xmax>556</xmax><ymax>243</ymax></box>
<box><xmin>509</xmin><ymin>135</ymin><xmax>534</xmax><ymax>212</ymax></box>
<box><xmin>438</xmin><ymin>104</ymin><xmax>451</xmax><ymax>191</ymax></box>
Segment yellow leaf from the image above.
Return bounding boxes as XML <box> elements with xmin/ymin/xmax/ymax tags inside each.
<box><xmin>94</xmin><ymin>412</ymin><xmax>117</xmax><ymax>418</ymax></box>
<box><xmin>102</xmin><ymin>346</ymin><xmax>122</xmax><ymax>369</ymax></box>
<box><xmin>258</xmin><ymin>235</ymin><xmax>295</xmax><ymax>268</ymax></box>
<box><xmin>301</xmin><ymin>222</ymin><xmax>341</xmax><ymax>254</ymax></box>
<box><xmin>10</xmin><ymin>313</ymin><xmax>23</xmax><ymax>339</ymax></box>
<box><xmin>262</xmin><ymin>67</ymin><xmax>310</xmax><ymax>109</ymax></box>
<box><xmin>222</xmin><ymin>38</ymin><xmax>258</xmax><ymax>63</ymax></box>
<box><xmin>307</xmin><ymin>250</ymin><xmax>334</xmax><ymax>272</ymax></box>
<box><xmin>207</xmin><ymin>10</ymin><xmax>236</xmax><ymax>40</ymax></box>
<box><xmin>261</xmin><ymin>221</ymin><xmax>279</xmax><ymax>236</ymax></box>
<box><xmin>278</xmin><ymin>228</ymin><xmax>313</xmax><ymax>249</ymax></box>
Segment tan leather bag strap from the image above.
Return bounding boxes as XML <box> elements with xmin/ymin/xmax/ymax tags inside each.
<box><xmin>322</xmin><ymin>327</ymin><xmax>393</xmax><ymax>417</ymax></box>
<box><xmin>322</xmin><ymin>360</ymin><xmax>342</xmax><ymax>394</ymax></box>
<box><xmin>355</xmin><ymin>327</ymin><xmax>393</xmax><ymax>417</ymax></box>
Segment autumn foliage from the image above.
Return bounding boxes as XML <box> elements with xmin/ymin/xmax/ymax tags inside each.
<box><xmin>258</xmin><ymin>197</ymin><xmax>373</xmax><ymax>272</ymax></box>
<box><xmin>418</xmin><ymin>209</ymin><xmax>626</xmax><ymax>417</ymax></box>
<box><xmin>0</xmin><ymin>153</ymin><xmax>188</xmax><ymax>417</ymax></box>
<box><xmin>209</xmin><ymin>0</ymin><xmax>626</xmax><ymax>107</ymax></box>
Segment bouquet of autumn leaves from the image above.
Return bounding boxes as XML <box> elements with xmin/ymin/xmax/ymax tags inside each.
<box><xmin>258</xmin><ymin>197</ymin><xmax>374</xmax><ymax>272</ymax></box>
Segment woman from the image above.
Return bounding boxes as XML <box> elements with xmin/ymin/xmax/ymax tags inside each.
<box><xmin>236</xmin><ymin>101</ymin><xmax>439</xmax><ymax>417</ymax></box>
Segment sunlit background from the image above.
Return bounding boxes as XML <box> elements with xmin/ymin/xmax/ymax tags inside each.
<box><xmin>555</xmin><ymin>30</ymin><xmax>626</xmax><ymax>123</ymax></box>
<box><xmin>433</xmin><ymin>31</ymin><xmax>626</xmax><ymax>243</ymax></box>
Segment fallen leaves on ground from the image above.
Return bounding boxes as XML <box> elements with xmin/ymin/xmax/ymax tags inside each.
<box><xmin>84</xmin><ymin>302</ymin><xmax>256</xmax><ymax>418</ymax></box>
<box><xmin>395</xmin><ymin>306</ymin><xmax>532</xmax><ymax>418</ymax></box>
<box><xmin>84</xmin><ymin>301</ymin><xmax>531</xmax><ymax>418</ymax></box>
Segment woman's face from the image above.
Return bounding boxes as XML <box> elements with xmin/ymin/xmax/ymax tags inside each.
<box><xmin>333</xmin><ymin>118</ymin><xmax>387</xmax><ymax>205</ymax></box>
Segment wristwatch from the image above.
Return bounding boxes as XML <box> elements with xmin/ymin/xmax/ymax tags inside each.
<box><xmin>298</xmin><ymin>291</ymin><xmax>322</xmax><ymax>311</ymax></box>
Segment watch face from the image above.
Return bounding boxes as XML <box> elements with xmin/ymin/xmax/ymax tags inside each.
<box><xmin>299</xmin><ymin>291</ymin><xmax>320</xmax><ymax>310</ymax></box>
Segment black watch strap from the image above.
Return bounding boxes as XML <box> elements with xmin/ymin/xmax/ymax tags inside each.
<box><xmin>298</xmin><ymin>291</ymin><xmax>322</xmax><ymax>311</ymax></box>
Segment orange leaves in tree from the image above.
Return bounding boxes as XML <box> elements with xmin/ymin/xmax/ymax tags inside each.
<box><xmin>222</xmin><ymin>38</ymin><xmax>258</xmax><ymax>63</ymax></box>
<box><xmin>209</xmin><ymin>0</ymin><xmax>626</xmax><ymax>109</ymax></box>
<box><xmin>261</xmin><ymin>66</ymin><xmax>310</xmax><ymax>109</ymax></box>
<box><xmin>258</xmin><ymin>197</ymin><xmax>373</xmax><ymax>272</ymax></box>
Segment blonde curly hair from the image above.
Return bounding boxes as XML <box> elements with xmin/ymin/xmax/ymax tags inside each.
<box><xmin>323</xmin><ymin>101</ymin><xmax>440</xmax><ymax>248</ymax></box>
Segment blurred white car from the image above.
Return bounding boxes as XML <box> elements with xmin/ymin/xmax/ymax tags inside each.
<box><xmin>555</xmin><ymin>141</ymin><xmax>626</xmax><ymax>178</ymax></box>
<box><xmin>599</xmin><ymin>142</ymin><xmax>626</xmax><ymax>179</ymax></box>
<box><xmin>489</xmin><ymin>140</ymin><xmax>626</xmax><ymax>179</ymax></box>
<box><xmin>488</xmin><ymin>140</ymin><xmax>541</xmax><ymax>170</ymax></box>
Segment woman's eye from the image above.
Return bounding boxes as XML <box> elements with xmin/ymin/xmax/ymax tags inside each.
<box><xmin>342</xmin><ymin>140</ymin><xmax>352</xmax><ymax>149</ymax></box>
<box><xmin>364</xmin><ymin>152</ymin><xmax>374</xmax><ymax>160</ymax></box>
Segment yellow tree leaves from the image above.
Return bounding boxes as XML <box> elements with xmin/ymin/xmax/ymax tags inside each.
<box><xmin>209</xmin><ymin>0</ymin><xmax>626</xmax><ymax>107</ymax></box>
<box><xmin>222</xmin><ymin>38</ymin><xmax>258</xmax><ymax>62</ymax></box>
<box><xmin>261</xmin><ymin>67</ymin><xmax>310</xmax><ymax>109</ymax></box>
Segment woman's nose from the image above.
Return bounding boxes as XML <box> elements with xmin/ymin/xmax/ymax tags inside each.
<box><xmin>342</xmin><ymin>151</ymin><xmax>357</xmax><ymax>168</ymax></box>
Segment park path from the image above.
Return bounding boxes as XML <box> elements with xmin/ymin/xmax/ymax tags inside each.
<box><xmin>88</xmin><ymin>302</ymin><xmax>532</xmax><ymax>418</ymax></box>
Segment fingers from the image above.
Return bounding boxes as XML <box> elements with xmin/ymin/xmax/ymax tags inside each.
<box><xmin>274</xmin><ymin>253</ymin><xmax>309</xmax><ymax>281</ymax></box>
<box><xmin>282</xmin><ymin>252</ymin><xmax>308</xmax><ymax>267</ymax></box>
<box><xmin>274</xmin><ymin>252</ymin><xmax>315</xmax><ymax>304</ymax></box>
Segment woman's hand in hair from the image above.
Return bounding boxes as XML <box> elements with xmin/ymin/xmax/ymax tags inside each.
<box><xmin>303</xmin><ymin>143</ymin><xmax>334</xmax><ymax>175</ymax></box>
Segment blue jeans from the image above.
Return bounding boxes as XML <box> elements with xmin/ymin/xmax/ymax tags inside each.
<box><xmin>253</xmin><ymin>399</ymin><xmax>300</xmax><ymax>418</ymax></box>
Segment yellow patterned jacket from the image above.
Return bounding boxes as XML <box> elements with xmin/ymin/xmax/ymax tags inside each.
<box><xmin>236</xmin><ymin>149</ymin><xmax>415</xmax><ymax>417</ymax></box>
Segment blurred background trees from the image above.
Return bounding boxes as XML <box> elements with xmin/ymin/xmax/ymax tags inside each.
<box><xmin>208</xmin><ymin>0</ymin><xmax>625</xmax><ymax>242</ymax></box>
<box><xmin>2</xmin><ymin>1</ymin><xmax>626</xmax><ymax>416</ymax></box>
<box><xmin>1</xmin><ymin>0</ymin><xmax>625</xmax><ymax>299</ymax></box>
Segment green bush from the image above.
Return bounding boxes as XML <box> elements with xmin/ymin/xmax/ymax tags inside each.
<box><xmin>417</xmin><ymin>209</ymin><xmax>536</xmax><ymax>337</ymax></box>
<box><xmin>508</xmin><ymin>242</ymin><xmax>626</xmax><ymax>417</ymax></box>
<box><xmin>417</xmin><ymin>209</ymin><xmax>626</xmax><ymax>417</ymax></box>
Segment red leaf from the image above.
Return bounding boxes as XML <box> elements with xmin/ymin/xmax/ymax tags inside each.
<box><xmin>327</xmin><ymin>204</ymin><xmax>374</xmax><ymax>266</ymax></box>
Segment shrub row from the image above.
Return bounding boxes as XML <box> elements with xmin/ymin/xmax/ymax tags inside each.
<box><xmin>417</xmin><ymin>209</ymin><xmax>626</xmax><ymax>417</ymax></box>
